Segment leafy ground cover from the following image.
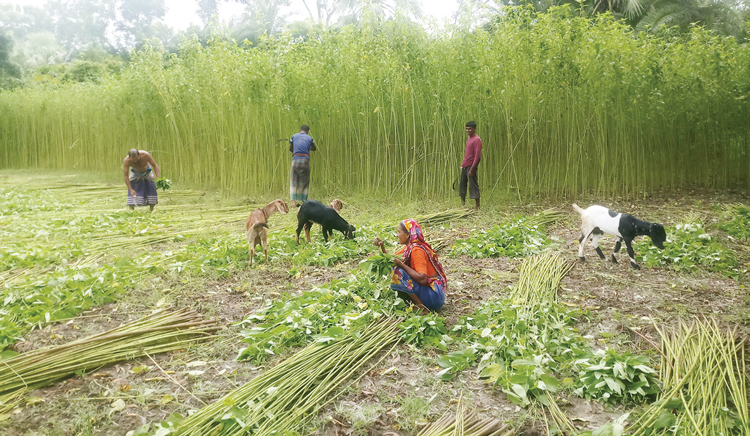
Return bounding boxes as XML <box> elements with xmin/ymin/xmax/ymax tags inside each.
<box><xmin>450</xmin><ymin>212</ymin><xmax>563</xmax><ymax>259</ymax></box>
<box><xmin>635</xmin><ymin>222</ymin><xmax>740</xmax><ymax>277</ymax></box>
<box><xmin>0</xmin><ymin>172</ymin><xmax>748</xmax><ymax>436</ymax></box>
<box><xmin>718</xmin><ymin>204</ymin><xmax>750</xmax><ymax>241</ymax></box>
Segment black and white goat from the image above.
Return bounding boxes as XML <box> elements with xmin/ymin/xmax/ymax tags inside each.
<box><xmin>572</xmin><ymin>204</ymin><xmax>666</xmax><ymax>269</ymax></box>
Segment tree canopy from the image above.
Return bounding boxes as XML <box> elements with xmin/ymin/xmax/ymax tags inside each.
<box><xmin>0</xmin><ymin>0</ymin><xmax>748</xmax><ymax>90</ymax></box>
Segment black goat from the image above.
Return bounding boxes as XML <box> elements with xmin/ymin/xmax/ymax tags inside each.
<box><xmin>296</xmin><ymin>200</ymin><xmax>356</xmax><ymax>243</ymax></box>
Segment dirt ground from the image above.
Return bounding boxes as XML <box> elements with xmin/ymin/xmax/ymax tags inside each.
<box><xmin>2</xmin><ymin>190</ymin><xmax>749</xmax><ymax>436</ymax></box>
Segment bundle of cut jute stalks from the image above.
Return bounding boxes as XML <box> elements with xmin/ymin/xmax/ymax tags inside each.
<box><xmin>0</xmin><ymin>308</ymin><xmax>218</xmax><ymax>413</ymax></box>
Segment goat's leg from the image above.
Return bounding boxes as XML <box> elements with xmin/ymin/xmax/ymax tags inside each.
<box><xmin>623</xmin><ymin>238</ymin><xmax>640</xmax><ymax>269</ymax></box>
<box><xmin>249</xmin><ymin>239</ymin><xmax>255</xmax><ymax>266</ymax></box>
<box><xmin>304</xmin><ymin>222</ymin><xmax>312</xmax><ymax>242</ymax></box>
<box><xmin>578</xmin><ymin>231</ymin><xmax>592</xmax><ymax>261</ymax></box>
<box><xmin>611</xmin><ymin>238</ymin><xmax>623</xmax><ymax>263</ymax></box>
<box><xmin>591</xmin><ymin>234</ymin><xmax>605</xmax><ymax>259</ymax></box>
<box><xmin>262</xmin><ymin>234</ymin><xmax>268</xmax><ymax>264</ymax></box>
<box><xmin>247</xmin><ymin>231</ymin><xmax>254</xmax><ymax>266</ymax></box>
<box><xmin>295</xmin><ymin>223</ymin><xmax>304</xmax><ymax>245</ymax></box>
<box><xmin>322</xmin><ymin>226</ymin><xmax>330</xmax><ymax>242</ymax></box>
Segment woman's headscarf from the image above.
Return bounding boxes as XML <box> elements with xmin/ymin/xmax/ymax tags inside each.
<box><xmin>399</xmin><ymin>219</ymin><xmax>447</xmax><ymax>285</ymax></box>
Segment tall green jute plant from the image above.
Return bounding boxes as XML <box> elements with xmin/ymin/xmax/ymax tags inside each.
<box><xmin>1</xmin><ymin>8</ymin><xmax>749</xmax><ymax>199</ymax></box>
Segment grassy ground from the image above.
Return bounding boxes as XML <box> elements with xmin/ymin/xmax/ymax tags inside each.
<box><xmin>0</xmin><ymin>171</ymin><xmax>748</xmax><ymax>436</ymax></box>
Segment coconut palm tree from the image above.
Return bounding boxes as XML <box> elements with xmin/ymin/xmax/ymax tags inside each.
<box><xmin>301</xmin><ymin>0</ymin><xmax>421</xmax><ymax>25</ymax></box>
<box><xmin>337</xmin><ymin>0</ymin><xmax>422</xmax><ymax>21</ymax></box>
<box><xmin>229</xmin><ymin>0</ymin><xmax>290</xmax><ymax>44</ymax></box>
<box><xmin>635</xmin><ymin>0</ymin><xmax>745</xmax><ymax>37</ymax></box>
<box><xmin>13</xmin><ymin>31</ymin><xmax>68</xmax><ymax>69</ymax></box>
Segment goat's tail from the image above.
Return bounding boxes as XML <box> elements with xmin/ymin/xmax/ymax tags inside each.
<box><xmin>572</xmin><ymin>203</ymin><xmax>585</xmax><ymax>215</ymax></box>
<box><xmin>246</xmin><ymin>220</ymin><xmax>269</xmax><ymax>232</ymax></box>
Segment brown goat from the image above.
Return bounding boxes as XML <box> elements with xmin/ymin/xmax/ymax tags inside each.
<box><xmin>330</xmin><ymin>199</ymin><xmax>343</xmax><ymax>213</ymax></box>
<box><xmin>246</xmin><ymin>199</ymin><xmax>289</xmax><ymax>266</ymax></box>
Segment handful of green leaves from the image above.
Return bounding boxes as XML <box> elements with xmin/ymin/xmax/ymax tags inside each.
<box><xmin>155</xmin><ymin>177</ymin><xmax>172</xmax><ymax>191</ymax></box>
<box><xmin>360</xmin><ymin>252</ymin><xmax>395</xmax><ymax>278</ymax></box>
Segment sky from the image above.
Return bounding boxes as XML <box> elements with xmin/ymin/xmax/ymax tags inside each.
<box><xmin>7</xmin><ymin>0</ymin><xmax>461</xmax><ymax>31</ymax></box>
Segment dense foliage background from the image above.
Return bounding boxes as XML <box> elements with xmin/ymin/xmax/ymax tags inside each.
<box><xmin>1</xmin><ymin>6</ymin><xmax>749</xmax><ymax>199</ymax></box>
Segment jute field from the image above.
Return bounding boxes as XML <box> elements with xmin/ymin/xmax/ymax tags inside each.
<box><xmin>1</xmin><ymin>7</ymin><xmax>749</xmax><ymax>436</ymax></box>
<box><xmin>0</xmin><ymin>171</ymin><xmax>748</xmax><ymax>435</ymax></box>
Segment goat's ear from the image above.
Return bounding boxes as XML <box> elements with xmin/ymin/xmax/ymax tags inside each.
<box><xmin>652</xmin><ymin>223</ymin><xmax>666</xmax><ymax>237</ymax></box>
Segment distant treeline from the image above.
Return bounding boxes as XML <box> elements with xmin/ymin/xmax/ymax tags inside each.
<box><xmin>1</xmin><ymin>8</ymin><xmax>749</xmax><ymax>199</ymax></box>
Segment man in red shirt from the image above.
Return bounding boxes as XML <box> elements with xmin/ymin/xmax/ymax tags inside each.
<box><xmin>459</xmin><ymin>121</ymin><xmax>482</xmax><ymax>210</ymax></box>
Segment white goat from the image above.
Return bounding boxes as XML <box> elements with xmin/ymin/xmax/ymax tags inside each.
<box><xmin>573</xmin><ymin>204</ymin><xmax>666</xmax><ymax>269</ymax></box>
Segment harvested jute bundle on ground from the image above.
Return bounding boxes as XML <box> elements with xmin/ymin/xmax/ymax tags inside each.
<box><xmin>0</xmin><ymin>308</ymin><xmax>217</xmax><ymax>413</ymax></box>
<box><xmin>171</xmin><ymin>317</ymin><xmax>401</xmax><ymax>436</ymax></box>
<box><xmin>416</xmin><ymin>209</ymin><xmax>473</xmax><ymax>227</ymax></box>
<box><xmin>510</xmin><ymin>252</ymin><xmax>574</xmax><ymax>307</ymax></box>
<box><xmin>529</xmin><ymin>209</ymin><xmax>565</xmax><ymax>228</ymax></box>
<box><xmin>418</xmin><ymin>395</ymin><xmax>510</xmax><ymax>436</ymax></box>
<box><xmin>410</xmin><ymin>209</ymin><xmax>472</xmax><ymax>252</ymax></box>
<box><xmin>628</xmin><ymin>318</ymin><xmax>748</xmax><ymax>435</ymax></box>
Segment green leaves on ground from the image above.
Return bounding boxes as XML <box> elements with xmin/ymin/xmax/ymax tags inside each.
<box><xmin>574</xmin><ymin>349</ymin><xmax>659</xmax><ymax>405</ymax></box>
<box><xmin>440</xmin><ymin>298</ymin><xmax>658</xmax><ymax>408</ymax></box>
<box><xmin>237</xmin><ymin>268</ymin><xmax>406</xmax><ymax>362</ymax></box>
<box><xmin>636</xmin><ymin>223</ymin><xmax>738</xmax><ymax>277</ymax></box>
<box><xmin>450</xmin><ymin>216</ymin><xmax>553</xmax><ymax>258</ymax></box>
<box><xmin>445</xmin><ymin>300</ymin><xmax>588</xmax><ymax>405</ymax></box>
<box><xmin>398</xmin><ymin>315</ymin><xmax>450</xmax><ymax>351</ymax></box>
<box><xmin>237</xmin><ymin>252</ymin><xmax>455</xmax><ymax>361</ymax></box>
<box><xmin>718</xmin><ymin>204</ymin><xmax>750</xmax><ymax>241</ymax></box>
<box><xmin>481</xmin><ymin>356</ymin><xmax>562</xmax><ymax>407</ymax></box>
<box><xmin>436</xmin><ymin>348</ymin><xmax>476</xmax><ymax>381</ymax></box>
<box><xmin>0</xmin><ymin>264</ymin><xmax>130</xmax><ymax>351</ymax></box>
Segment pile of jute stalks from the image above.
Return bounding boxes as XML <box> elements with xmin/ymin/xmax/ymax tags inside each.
<box><xmin>0</xmin><ymin>309</ymin><xmax>217</xmax><ymax>413</ymax></box>
<box><xmin>628</xmin><ymin>318</ymin><xmax>748</xmax><ymax>435</ymax></box>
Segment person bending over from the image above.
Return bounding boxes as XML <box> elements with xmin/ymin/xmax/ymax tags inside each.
<box><xmin>373</xmin><ymin>219</ymin><xmax>446</xmax><ymax>314</ymax></box>
<box><xmin>123</xmin><ymin>149</ymin><xmax>160</xmax><ymax>212</ymax></box>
